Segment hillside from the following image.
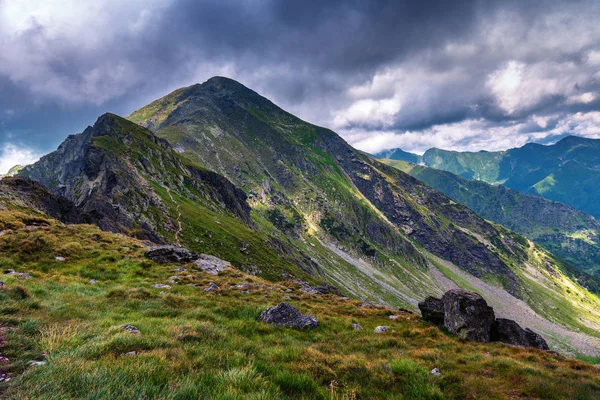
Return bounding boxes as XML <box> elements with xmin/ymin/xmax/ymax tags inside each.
<box><xmin>378</xmin><ymin>137</ymin><xmax>600</xmax><ymax>217</ymax></box>
<box><xmin>0</xmin><ymin>204</ymin><xmax>599</xmax><ymax>399</ymax></box>
<box><xmin>383</xmin><ymin>159</ymin><xmax>600</xmax><ymax>277</ymax></box>
<box><xmin>16</xmin><ymin>77</ymin><xmax>600</xmax><ymax>357</ymax></box>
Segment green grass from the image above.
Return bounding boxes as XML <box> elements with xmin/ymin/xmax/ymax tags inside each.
<box><xmin>1</xmin><ymin>210</ymin><xmax>599</xmax><ymax>399</ymax></box>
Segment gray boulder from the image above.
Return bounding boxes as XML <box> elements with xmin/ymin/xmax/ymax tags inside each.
<box><xmin>374</xmin><ymin>326</ymin><xmax>390</xmax><ymax>333</ymax></box>
<box><xmin>442</xmin><ymin>289</ymin><xmax>495</xmax><ymax>342</ymax></box>
<box><xmin>121</xmin><ymin>324</ymin><xmax>141</xmax><ymax>334</ymax></box>
<box><xmin>418</xmin><ymin>296</ymin><xmax>445</xmax><ymax>325</ymax></box>
<box><xmin>194</xmin><ymin>254</ymin><xmax>231</xmax><ymax>275</ymax></box>
<box><xmin>491</xmin><ymin>318</ymin><xmax>549</xmax><ymax>350</ymax></box>
<box><xmin>144</xmin><ymin>246</ymin><xmax>198</xmax><ymax>263</ymax></box>
<box><xmin>259</xmin><ymin>302</ymin><xmax>318</xmax><ymax>329</ymax></box>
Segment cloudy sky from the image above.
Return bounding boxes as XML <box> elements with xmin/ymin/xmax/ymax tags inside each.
<box><xmin>1</xmin><ymin>0</ymin><xmax>600</xmax><ymax>172</ymax></box>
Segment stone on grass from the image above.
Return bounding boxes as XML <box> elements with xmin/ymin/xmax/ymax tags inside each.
<box><xmin>89</xmin><ymin>279</ymin><xmax>98</xmax><ymax>285</ymax></box>
<box><xmin>352</xmin><ymin>323</ymin><xmax>362</xmax><ymax>330</ymax></box>
<box><xmin>193</xmin><ymin>254</ymin><xmax>231</xmax><ymax>275</ymax></box>
<box><xmin>389</xmin><ymin>315</ymin><xmax>399</xmax><ymax>320</ymax></box>
<box><xmin>152</xmin><ymin>283</ymin><xmax>172</xmax><ymax>290</ymax></box>
<box><xmin>55</xmin><ymin>256</ymin><xmax>65</xmax><ymax>262</ymax></box>
<box><xmin>418</xmin><ymin>296</ymin><xmax>445</xmax><ymax>326</ymax></box>
<box><xmin>259</xmin><ymin>302</ymin><xmax>318</xmax><ymax>329</ymax></box>
<box><xmin>431</xmin><ymin>368</ymin><xmax>442</xmax><ymax>376</ymax></box>
<box><xmin>144</xmin><ymin>246</ymin><xmax>198</xmax><ymax>263</ymax></box>
<box><xmin>204</xmin><ymin>282</ymin><xmax>219</xmax><ymax>292</ymax></box>
<box><xmin>121</xmin><ymin>324</ymin><xmax>141</xmax><ymax>334</ymax></box>
<box><xmin>442</xmin><ymin>289</ymin><xmax>495</xmax><ymax>342</ymax></box>
<box><xmin>374</xmin><ymin>326</ymin><xmax>390</xmax><ymax>333</ymax></box>
<box><xmin>30</xmin><ymin>361</ymin><xmax>46</xmax><ymax>367</ymax></box>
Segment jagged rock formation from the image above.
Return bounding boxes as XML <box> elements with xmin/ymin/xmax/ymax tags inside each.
<box><xmin>420</xmin><ymin>290</ymin><xmax>549</xmax><ymax>350</ymax></box>
<box><xmin>0</xmin><ymin>177</ymin><xmax>92</xmax><ymax>224</ymax></box>
<box><xmin>20</xmin><ymin>113</ymin><xmax>250</xmax><ymax>243</ymax></box>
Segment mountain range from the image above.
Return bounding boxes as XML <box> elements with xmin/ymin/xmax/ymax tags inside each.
<box><xmin>376</xmin><ymin>137</ymin><xmax>600</xmax><ymax>218</ymax></box>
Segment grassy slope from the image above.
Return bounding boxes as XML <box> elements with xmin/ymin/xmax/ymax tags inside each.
<box><xmin>1</xmin><ymin>209</ymin><xmax>599</xmax><ymax>399</ymax></box>
<box><xmin>383</xmin><ymin>159</ymin><xmax>600</xmax><ymax>277</ymax></box>
<box><xmin>421</xmin><ymin>148</ymin><xmax>506</xmax><ymax>183</ymax></box>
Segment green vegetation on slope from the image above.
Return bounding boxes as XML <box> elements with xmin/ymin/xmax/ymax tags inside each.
<box><xmin>1</xmin><ymin>209</ymin><xmax>599</xmax><ymax>399</ymax></box>
<box><xmin>382</xmin><ymin>159</ymin><xmax>600</xmax><ymax>277</ymax></box>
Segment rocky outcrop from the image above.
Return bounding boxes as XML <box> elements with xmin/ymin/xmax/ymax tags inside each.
<box><xmin>418</xmin><ymin>296</ymin><xmax>445</xmax><ymax>326</ymax></box>
<box><xmin>145</xmin><ymin>246</ymin><xmax>198</xmax><ymax>263</ymax></box>
<box><xmin>442</xmin><ymin>289</ymin><xmax>496</xmax><ymax>342</ymax></box>
<box><xmin>0</xmin><ymin>177</ymin><xmax>94</xmax><ymax>224</ymax></box>
<box><xmin>193</xmin><ymin>254</ymin><xmax>231</xmax><ymax>275</ymax></box>
<box><xmin>491</xmin><ymin>319</ymin><xmax>550</xmax><ymax>350</ymax></box>
<box><xmin>19</xmin><ymin>113</ymin><xmax>251</xmax><ymax>243</ymax></box>
<box><xmin>419</xmin><ymin>290</ymin><xmax>549</xmax><ymax>349</ymax></box>
<box><xmin>259</xmin><ymin>302</ymin><xmax>318</xmax><ymax>329</ymax></box>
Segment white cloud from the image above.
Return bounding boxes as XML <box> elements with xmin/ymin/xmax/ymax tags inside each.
<box><xmin>347</xmin><ymin>111</ymin><xmax>600</xmax><ymax>155</ymax></box>
<box><xmin>0</xmin><ymin>143</ymin><xmax>41</xmax><ymax>174</ymax></box>
<box><xmin>0</xmin><ymin>0</ymin><xmax>172</xmax><ymax>104</ymax></box>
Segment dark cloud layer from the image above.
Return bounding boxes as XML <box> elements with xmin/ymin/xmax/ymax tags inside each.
<box><xmin>1</xmin><ymin>0</ymin><xmax>600</xmax><ymax>171</ymax></box>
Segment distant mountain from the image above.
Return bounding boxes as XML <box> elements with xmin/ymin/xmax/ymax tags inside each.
<box><xmin>375</xmin><ymin>148</ymin><xmax>422</xmax><ymax>163</ymax></box>
<box><xmin>382</xmin><ymin>159</ymin><xmax>600</xmax><ymax>277</ymax></box>
<box><xmin>378</xmin><ymin>137</ymin><xmax>600</xmax><ymax>217</ymax></box>
<box><xmin>16</xmin><ymin>77</ymin><xmax>600</xmax><ymax>355</ymax></box>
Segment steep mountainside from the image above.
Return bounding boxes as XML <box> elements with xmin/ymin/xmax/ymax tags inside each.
<box><xmin>16</xmin><ymin>77</ymin><xmax>600</xmax><ymax>355</ymax></box>
<box><xmin>19</xmin><ymin>114</ymin><xmax>321</xmax><ymax>281</ymax></box>
<box><xmin>382</xmin><ymin>160</ymin><xmax>600</xmax><ymax>277</ymax></box>
<box><xmin>379</xmin><ymin>137</ymin><xmax>600</xmax><ymax>217</ymax></box>
<box><xmin>127</xmin><ymin>77</ymin><xmax>600</xmax><ymax>355</ymax></box>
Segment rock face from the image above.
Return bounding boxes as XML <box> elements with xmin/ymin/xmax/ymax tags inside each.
<box><xmin>259</xmin><ymin>302</ymin><xmax>318</xmax><ymax>329</ymax></box>
<box><xmin>491</xmin><ymin>319</ymin><xmax>550</xmax><ymax>350</ymax></box>
<box><xmin>418</xmin><ymin>296</ymin><xmax>445</xmax><ymax>326</ymax></box>
<box><xmin>442</xmin><ymin>289</ymin><xmax>496</xmax><ymax>342</ymax></box>
<box><xmin>145</xmin><ymin>246</ymin><xmax>198</xmax><ymax>263</ymax></box>
<box><xmin>19</xmin><ymin>113</ymin><xmax>250</xmax><ymax>243</ymax></box>
<box><xmin>193</xmin><ymin>254</ymin><xmax>231</xmax><ymax>275</ymax></box>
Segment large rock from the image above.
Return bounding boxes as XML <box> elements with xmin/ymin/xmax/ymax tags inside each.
<box><xmin>442</xmin><ymin>289</ymin><xmax>495</xmax><ymax>342</ymax></box>
<box><xmin>418</xmin><ymin>296</ymin><xmax>445</xmax><ymax>325</ymax></box>
<box><xmin>144</xmin><ymin>246</ymin><xmax>198</xmax><ymax>263</ymax></box>
<box><xmin>491</xmin><ymin>319</ymin><xmax>549</xmax><ymax>350</ymax></box>
<box><xmin>193</xmin><ymin>254</ymin><xmax>232</xmax><ymax>275</ymax></box>
<box><xmin>259</xmin><ymin>302</ymin><xmax>318</xmax><ymax>329</ymax></box>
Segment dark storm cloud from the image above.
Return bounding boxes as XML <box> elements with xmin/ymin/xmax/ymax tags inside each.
<box><xmin>1</xmin><ymin>0</ymin><xmax>600</xmax><ymax>170</ymax></box>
